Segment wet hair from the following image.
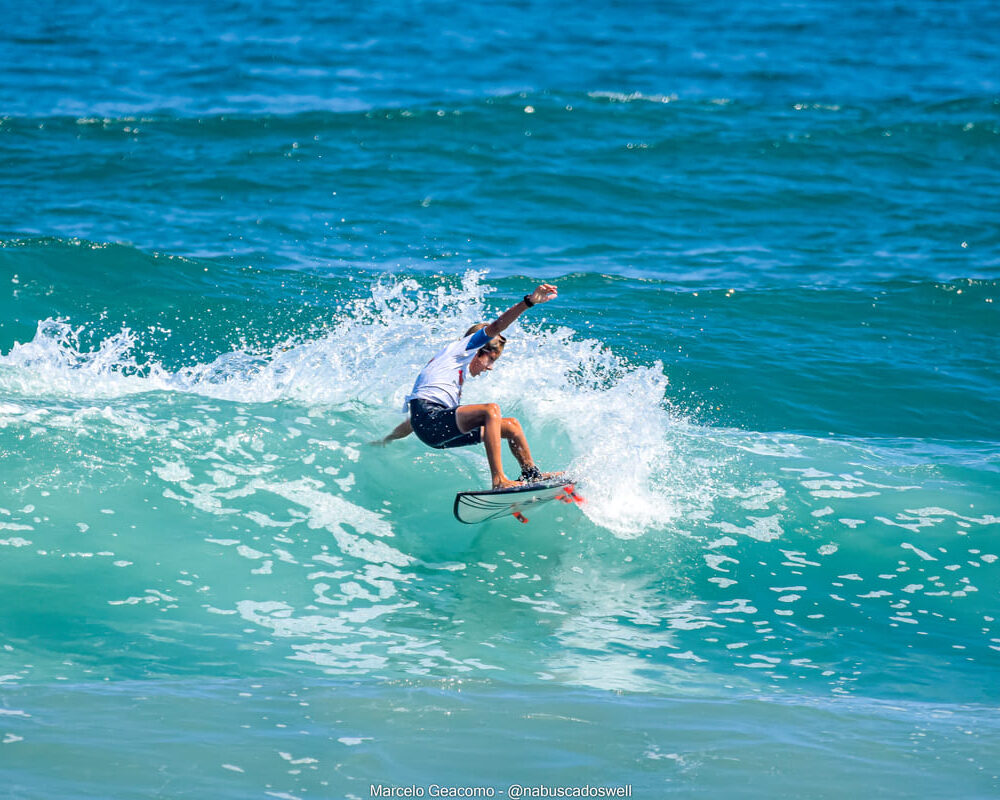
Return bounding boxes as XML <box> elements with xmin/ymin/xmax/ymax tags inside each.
<box><xmin>464</xmin><ymin>323</ymin><xmax>506</xmax><ymax>356</ymax></box>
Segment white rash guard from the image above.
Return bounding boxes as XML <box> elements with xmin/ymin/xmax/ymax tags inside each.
<box><xmin>403</xmin><ymin>328</ymin><xmax>491</xmax><ymax>412</ymax></box>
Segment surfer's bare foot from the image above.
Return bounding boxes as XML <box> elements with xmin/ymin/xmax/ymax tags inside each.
<box><xmin>492</xmin><ymin>476</ymin><xmax>522</xmax><ymax>490</ymax></box>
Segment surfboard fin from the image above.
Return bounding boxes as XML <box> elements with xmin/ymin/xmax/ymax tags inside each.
<box><xmin>560</xmin><ymin>486</ymin><xmax>585</xmax><ymax>504</ymax></box>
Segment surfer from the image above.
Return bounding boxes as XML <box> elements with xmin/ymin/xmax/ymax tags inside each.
<box><xmin>375</xmin><ymin>283</ymin><xmax>559</xmax><ymax>489</ymax></box>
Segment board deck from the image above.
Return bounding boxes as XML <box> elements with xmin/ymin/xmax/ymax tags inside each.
<box><xmin>453</xmin><ymin>477</ymin><xmax>583</xmax><ymax>524</ymax></box>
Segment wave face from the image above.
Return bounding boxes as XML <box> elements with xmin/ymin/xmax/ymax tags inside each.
<box><xmin>2</xmin><ymin>0</ymin><xmax>1000</xmax><ymax>796</ymax></box>
<box><xmin>2</xmin><ymin>245</ymin><xmax>998</xmax><ymax>796</ymax></box>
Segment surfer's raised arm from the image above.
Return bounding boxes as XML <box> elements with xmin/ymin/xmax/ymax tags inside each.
<box><xmin>484</xmin><ymin>283</ymin><xmax>558</xmax><ymax>338</ymax></box>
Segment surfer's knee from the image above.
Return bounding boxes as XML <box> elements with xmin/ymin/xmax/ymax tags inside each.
<box><xmin>484</xmin><ymin>403</ymin><xmax>501</xmax><ymax>422</ymax></box>
<box><xmin>501</xmin><ymin>417</ymin><xmax>523</xmax><ymax>437</ymax></box>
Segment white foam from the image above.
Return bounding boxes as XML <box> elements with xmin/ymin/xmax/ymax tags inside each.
<box><xmin>0</xmin><ymin>273</ymin><xmax>712</xmax><ymax>537</ymax></box>
<box><xmin>708</xmin><ymin>514</ymin><xmax>784</xmax><ymax>543</ymax></box>
<box><xmin>588</xmin><ymin>91</ymin><xmax>678</xmax><ymax>104</ymax></box>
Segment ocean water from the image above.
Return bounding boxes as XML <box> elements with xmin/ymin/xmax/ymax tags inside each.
<box><xmin>2</xmin><ymin>1</ymin><xmax>999</xmax><ymax>797</ymax></box>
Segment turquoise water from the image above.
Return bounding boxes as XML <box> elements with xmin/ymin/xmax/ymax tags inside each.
<box><xmin>2</xmin><ymin>1</ymin><xmax>999</xmax><ymax>798</ymax></box>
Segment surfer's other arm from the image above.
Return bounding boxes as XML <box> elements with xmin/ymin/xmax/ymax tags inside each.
<box><xmin>484</xmin><ymin>283</ymin><xmax>558</xmax><ymax>338</ymax></box>
<box><xmin>372</xmin><ymin>419</ymin><xmax>412</xmax><ymax>446</ymax></box>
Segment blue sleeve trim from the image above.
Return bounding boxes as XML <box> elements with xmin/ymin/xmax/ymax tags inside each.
<box><xmin>466</xmin><ymin>328</ymin><xmax>491</xmax><ymax>350</ymax></box>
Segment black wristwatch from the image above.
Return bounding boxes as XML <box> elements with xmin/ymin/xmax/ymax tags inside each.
<box><xmin>523</xmin><ymin>294</ymin><xmax>535</xmax><ymax>308</ymax></box>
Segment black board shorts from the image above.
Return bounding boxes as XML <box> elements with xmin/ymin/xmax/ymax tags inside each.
<box><xmin>409</xmin><ymin>399</ymin><xmax>482</xmax><ymax>449</ymax></box>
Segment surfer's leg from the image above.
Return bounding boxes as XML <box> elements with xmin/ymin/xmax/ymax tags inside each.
<box><xmin>501</xmin><ymin>417</ymin><xmax>534</xmax><ymax>471</ymax></box>
<box><xmin>500</xmin><ymin>417</ymin><xmax>561</xmax><ymax>482</ymax></box>
<box><xmin>456</xmin><ymin>403</ymin><xmax>518</xmax><ymax>489</ymax></box>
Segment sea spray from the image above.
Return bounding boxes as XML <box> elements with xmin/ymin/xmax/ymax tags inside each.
<box><xmin>1</xmin><ymin>272</ymin><xmax>714</xmax><ymax>538</ymax></box>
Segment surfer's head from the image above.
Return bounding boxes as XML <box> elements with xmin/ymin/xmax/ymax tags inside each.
<box><xmin>465</xmin><ymin>323</ymin><xmax>506</xmax><ymax>376</ymax></box>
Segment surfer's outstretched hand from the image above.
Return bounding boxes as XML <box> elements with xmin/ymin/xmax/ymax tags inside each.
<box><xmin>529</xmin><ymin>283</ymin><xmax>558</xmax><ymax>305</ymax></box>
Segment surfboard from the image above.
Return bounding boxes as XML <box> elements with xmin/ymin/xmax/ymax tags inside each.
<box><xmin>453</xmin><ymin>477</ymin><xmax>583</xmax><ymax>524</ymax></box>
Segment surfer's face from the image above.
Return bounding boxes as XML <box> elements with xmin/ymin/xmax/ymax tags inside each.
<box><xmin>469</xmin><ymin>350</ymin><xmax>500</xmax><ymax>377</ymax></box>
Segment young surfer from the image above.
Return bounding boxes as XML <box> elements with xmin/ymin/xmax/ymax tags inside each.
<box><xmin>375</xmin><ymin>283</ymin><xmax>558</xmax><ymax>489</ymax></box>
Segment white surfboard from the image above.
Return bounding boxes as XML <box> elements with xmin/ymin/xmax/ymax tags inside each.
<box><xmin>453</xmin><ymin>477</ymin><xmax>583</xmax><ymax>524</ymax></box>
